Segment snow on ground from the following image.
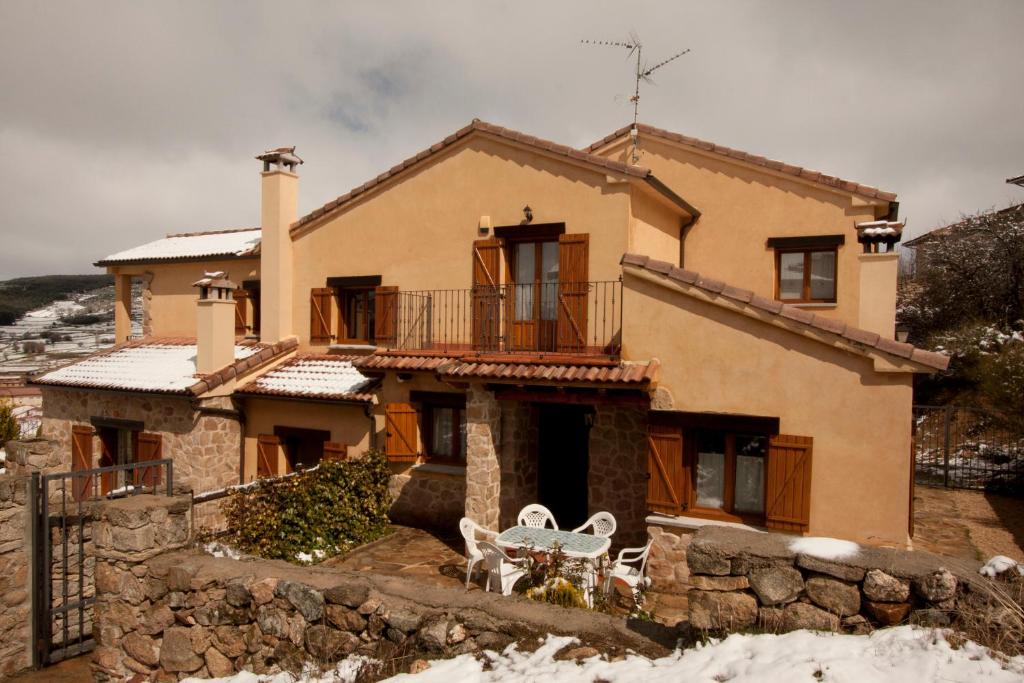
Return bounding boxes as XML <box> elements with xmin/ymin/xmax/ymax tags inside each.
<box><xmin>204</xmin><ymin>541</ymin><xmax>245</xmax><ymax>560</ymax></box>
<box><xmin>788</xmin><ymin>536</ymin><xmax>860</xmax><ymax>560</ymax></box>
<box><xmin>181</xmin><ymin>627</ymin><xmax>1023</xmax><ymax>683</ymax></box>
<box><xmin>981</xmin><ymin>555</ymin><xmax>1024</xmax><ymax>578</ymax></box>
<box><xmin>181</xmin><ymin>655</ymin><xmax>374</xmax><ymax>683</ymax></box>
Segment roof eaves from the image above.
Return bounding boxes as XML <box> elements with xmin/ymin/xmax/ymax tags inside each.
<box><xmin>587</xmin><ymin>123</ymin><xmax>897</xmax><ymax>203</ymax></box>
<box><xmin>188</xmin><ymin>337</ymin><xmax>299</xmax><ymax>397</ymax></box>
<box><xmin>621</xmin><ymin>253</ymin><xmax>949</xmax><ymax>372</ymax></box>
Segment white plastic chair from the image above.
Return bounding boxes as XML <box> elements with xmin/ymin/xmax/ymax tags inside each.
<box><xmin>459</xmin><ymin>517</ymin><xmax>497</xmax><ymax>589</ymax></box>
<box><xmin>604</xmin><ymin>539</ymin><xmax>653</xmax><ymax>601</ymax></box>
<box><xmin>518</xmin><ymin>504</ymin><xmax>558</xmax><ymax>530</ymax></box>
<box><xmin>478</xmin><ymin>541</ymin><xmax>529</xmax><ymax>596</ymax></box>
<box><xmin>572</xmin><ymin>511</ymin><xmax>617</xmax><ymax>538</ymax></box>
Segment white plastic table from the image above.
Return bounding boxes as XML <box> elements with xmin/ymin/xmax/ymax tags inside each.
<box><xmin>495</xmin><ymin>526</ymin><xmax>610</xmax><ymax>560</ymax></box>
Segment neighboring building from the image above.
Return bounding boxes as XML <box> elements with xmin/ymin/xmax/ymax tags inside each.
<box><xmin>35</xmin><ymin>122</ymin><xmax>948</xmax><ymax>547</ymax></box>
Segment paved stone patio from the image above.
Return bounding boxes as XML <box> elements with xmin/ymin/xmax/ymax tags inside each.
<box><xmin>913</xmin><ymin>485</ymin><xmax>1024</xmax><ymax>562</ymax></box>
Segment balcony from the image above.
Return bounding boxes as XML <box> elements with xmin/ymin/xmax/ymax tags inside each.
<box><xmin>378</xmin><ymin>280</ymin><xmax>622</xmax><ymax>360</ymax></box>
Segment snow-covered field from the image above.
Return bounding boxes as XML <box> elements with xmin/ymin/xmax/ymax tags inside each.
<box><xmin>183</xmin><ymin>626</ymin><xmax>1024</xmax><ymax>683</ymax></box>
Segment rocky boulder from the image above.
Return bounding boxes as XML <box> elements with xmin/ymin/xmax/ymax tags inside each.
<box><xmin>688</xmin><ymin>590</ymin><xmax>758</xmax><ymax>631</ymax></box>
<box><xmin>749</xmin><ymin>566</ymin><xmax>803</xmax><ymax>606</ymax></box>
<box><xmin>914</xmin><ymin>569</ymin><xmax>957</xmax><ymax>603</ymax></box>
<box><xmin>781</xmin><ymin>602</ymin><xmax>839</xmax><ymax>632</ymax></box>
<box><xmin>805</xmin><ymin>576</ymin><xmax>860</xmax><ymax>617</ymax></box>
<box><xmin>863</xmin><ymin>570</ymin><xmax>910</xmax><ymax>603</ymax></box>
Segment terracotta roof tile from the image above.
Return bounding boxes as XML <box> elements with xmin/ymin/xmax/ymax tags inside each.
<box><xmin>587</xmin><ymin>123</ymin><xmax>897</xmax><ymax>202</ymax></box>
<box><xmin>352</xmin><ymin>354</ymin><xmax>456</xmax><ymax>373</ymax></box>
<box><xmin>621</xmin><ymin>254</ymin><xmax>949</xmax><ymax>371</ymax></box>
<box><xmin>237</xmin><ymin>353</ymin><xmax>377</xmax><ymax>402</ymax></box>
<box><xmin>437</xmin><ymin>359</ymin><xmax>656</xmax><ymax>386</ymax></box>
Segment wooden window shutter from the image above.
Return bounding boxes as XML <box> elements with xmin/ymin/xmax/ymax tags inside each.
<box><xmin>257</xmin><ymin>434</ymin><xmax>281</xmax><ymax>478</ymax></box>
<box><xmin>557</xmin><ymin>233</ymin><xmax>589</xmax><ymax>353</ymax></box>
<box><xmin>384</xmin><ymin>403</ymin><xmax>419</xmax><ymax>462</ymax></box>
<box><xmin>310</xmin><ymin>288</ymin><xmax>334</xmax><ymax>345</ymax></box>
<box><xmin>374</xmin><ymin>286</ymin><xmax>399</xmax><ymax>348</ymax></box>
<box><xmin>323</xmin><ymin>442</ymin><xmax>348</xmax><ymax>462</ymax></box>
<box><xmin>134</xmin><ymin>432</ymin><xmax>163</xmax><ymax>488</ymax></box>
<box><xmin>71</xmin><ymin>425</ymin><xmax>93</xmax><ymax>502</ymax></box>
<box><xmin>234</xmin><ymin>289</ymin><xmax>250</xmax><ymax>335</ymax></box>
<box><xmin>647</xmin><ymin>424</ymin><xmax>685</xmax><ymax>515</ymax></box>
<box><xmin>765</xmin><ymin>434</ymin><xmax>813</xmax><ymax>533</ymax></box>
<box><xmin>471</xmin><ymin>238</ymin><xmax>502</xmax><ymax>351</ymax></box>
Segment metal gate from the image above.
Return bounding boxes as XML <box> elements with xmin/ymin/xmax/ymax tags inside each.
<box><xmin>29</xmin><ymin>459</ymin><xmax>173</xmax><ymax>667</ymax></box>
<box><xmin>913</xmin><ymin>404</ymin><xmax>1024</xmax><ymax>492</ymax></box>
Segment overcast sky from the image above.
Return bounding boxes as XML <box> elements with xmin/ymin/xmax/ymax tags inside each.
<box><xmin>1</xmin><ymin>1</ymin><xmax>1021</xmax><ymax>278</ymax></box>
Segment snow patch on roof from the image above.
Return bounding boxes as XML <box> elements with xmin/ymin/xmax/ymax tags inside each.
<box><xmin>98</xmin><ymin>229</ymin><xmax>260</xmax><ymax>264</ymax></box>
<box><xmin>35</xmin><ymin>344</ymin><xmax>258</xmax><ymax>393</ymax></box>
<box><xmin>246</xmin><ymin>357</ymin><xmax>376</xmax><ymax>401</ymax></box>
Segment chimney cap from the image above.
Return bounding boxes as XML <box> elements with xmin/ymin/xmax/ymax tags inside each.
<box><xmin>256</xmin><ymin>146</ymin><xmax>303</xmax><ymax>172</ymax></box>
<box><xmin>193</xmin><ymin>271</ymin><xmax>237</xmax><ymax>291</ymax></box>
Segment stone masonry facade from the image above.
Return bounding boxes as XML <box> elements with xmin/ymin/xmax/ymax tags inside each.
<box><xmin>588</xmin><ymin>403</ymin><xmax>648</xmax><ymax>549</ymax></box>
<box><xmin>40</xmin><ymin>387</ymin><xmax>241</xmax><ymax>529</ymax></box>
<box><xmin>464</xmin><ymin>384</ymin><xmax>501</xmax><ymax>530</ymax></box>
<box><xmin>497</xmin><ymin>400</ymin><xmax>537</xmax><ymax>531</ymax></box>
<box><xmin>0</xmin><ymin>457</ymin><xmax>32</xmax><ymax>676</ymax></box>
<box><xmin>388</xmin><ymin>470</ymin><xmax>466</xmax><ymax>532</ymax></box>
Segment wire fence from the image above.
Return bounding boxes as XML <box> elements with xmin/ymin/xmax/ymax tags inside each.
<box><xmin>913</xmin><ymin>404</ymin><xmax>1024</xmax><ymax>494</ymax></box>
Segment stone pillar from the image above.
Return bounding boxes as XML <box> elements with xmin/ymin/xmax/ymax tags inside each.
<box><xmin>114</xmin><ymin>273</ymin><xmax>133</xmax><ymax>343</ymax></box>
<box><xmin>0</xmin><ymin>472</ymin><xmax>32</xmax><ymax>676</ymax></box>
<box><xmin>588</xmin><ymin>404</ymin><xmax>649</xmax><ymax>549</ymax></box>
<box><xmin>464</xmin><ymin>384</ymin><xmax>501</xmax><ymax>530</ymax></box>
<box><xmin>91</xmin><ymin>493</ymin><xmax>192</xmax><ymax>681</ymax></box>
<box><xmin>498</xmin><ymin>401</ymin><xmax>537</xmax><ymax>530</ymax></box>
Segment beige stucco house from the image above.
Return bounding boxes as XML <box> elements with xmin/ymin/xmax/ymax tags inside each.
<box><xmin>34</xmin><ymin>121</ymin><xmax>947</xmax><ymax>547</ymax></box>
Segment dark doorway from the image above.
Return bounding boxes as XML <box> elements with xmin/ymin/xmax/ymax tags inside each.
<box><xmin>536</xmin><ymin>404</ymin><xmax>592</xmax><ymax>529</ymax></box>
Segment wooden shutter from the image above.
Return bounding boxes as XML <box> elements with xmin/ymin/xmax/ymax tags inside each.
<box><xmin>557</xmin><ymin>233</ymin><xmax>589</xmax><ymax>353</ymax></box>
<box><xmin>384</xmin><ymin>403</ymin><xmax>419</xmax><ymax>462</ymax></box>
<box><xmin>234</xmin><ymin>289</ymin><xmax>250</xmax><ymax>335</ymax></box>
<box><xmin>323</xmin><ymin>442</ymin><xmax>348</xmax><ymax>462</ymax></box>
<box><xmin>374</xmin><ymin>286</ymin><xmax>399</xmax><ymax>348</ymax></box>
<box><xmin>134</xmin><ymin>432</ymin><xmax>162</xmax><ymax>488</ymax></box>
<box><xmin>765</xmin><ymin>434</ymin><xmax>813</xmax><ymax>532</ymax></box>
<box><xmin>647</xmin><ymin>424</ymin><xmax>685</xmax><ymax>515</ymax></box>
<box><xmin>71</xmin><ymin>425</ymin><xmax>93</xmax><ymax>502</ymax></box>
<box><xmin>310</xmin><ymin>288</ymin><xmax>334</xmax><ymax>345</ymax></box>
<box><xmin>471</xmin><ymin>238</ymin><xmax>502</xmax><ymax>351</ymax></box>
<box><xmin>257</xmin><ymin>434</ymin><xmax>281</xmax><ymax>478</ymax></box>
<box><xmin>98</xmin><ymin>428</ymin><xmax>118</xmax><ymax>495</ymax></box>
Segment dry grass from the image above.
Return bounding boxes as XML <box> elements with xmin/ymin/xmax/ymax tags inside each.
<box><xmin>952</xmin><ymin>575</ymin><xmax>1024</xmax><ymax>658</ymax></box>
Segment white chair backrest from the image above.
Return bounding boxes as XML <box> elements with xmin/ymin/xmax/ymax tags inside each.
<box><xmin>478</xmin><ymin>541</ymin><xmax>515</xmax><ymax>570</ymax></box>
<box><xmin>576</xmin><ymin>511</ymin><xmax>616</xmax><ymax>538</ymax></box>
<box><xmin>635</xmin><ymin>539</ymin><xmax>653</xmax><ymax>575</ymax></box>
<box><xmin>459</xmin><ymin>517</ymin><xmax>484</xmax><ymax>555</ymax></box>
<box><xmin>518</xmin><ymin>504</ymin><xmax>558</xmax><ymax>529</ymax></box>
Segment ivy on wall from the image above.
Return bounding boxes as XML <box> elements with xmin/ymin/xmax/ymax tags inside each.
<box><xmin>220</xmin><ymin>450</ymin><xmax>391</xmax><ymax>562</ymax></box>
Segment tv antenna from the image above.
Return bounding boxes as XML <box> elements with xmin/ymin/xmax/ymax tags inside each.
<box><xmin>581</xmin><ymin>32</ymin><xmax>690</xmax><ymax>163</ymax></box>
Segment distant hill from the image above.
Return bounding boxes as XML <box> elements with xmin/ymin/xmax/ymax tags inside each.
<box><xmin>0</xmin><ymin>274</ymin><xmax>113</xmax><ymax>326</ymax></box>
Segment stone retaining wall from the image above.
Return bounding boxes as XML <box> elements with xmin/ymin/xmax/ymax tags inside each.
<box><xmin>0</xmin><ymin>468</ymin><xmax>32</xmax><ymax>676</ymax></box>
<box><xmin>683</xmin><ymin>526</ymin><xmax>983</xmax><ymax>634</ymax></box>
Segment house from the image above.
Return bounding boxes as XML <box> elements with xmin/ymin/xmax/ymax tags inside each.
<box><xmin>34</xmin><ymin>121</ymin><xmax>948</xmax><ymax>547</ymax></box>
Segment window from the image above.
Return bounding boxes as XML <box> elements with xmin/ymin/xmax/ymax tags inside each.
<box><xmin>690</xmin><ymin>430</ymin><xmax>768</xmax><ymax>522</ymax></box>
<box><xmin>775</xmin><ymin>249</ymin><xmax>836</xmax><ymax>303</ymax></box>
<box><xmin>338</xmin><ymin>287</ymin><xmax>375</xmax><ymax>343</ymax></box>
<box><xmin>411</xmin><ymin>391</ymin><xmax>467</xmax><ymax>465</ymax></box>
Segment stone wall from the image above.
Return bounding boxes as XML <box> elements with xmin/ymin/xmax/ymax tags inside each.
<box><xmin>40</xmin><ymin>388</ymin><xmax>241</xmax><ymax>529</ymax></box>
<box><xmin>388</xmin><ymin>468</ymin><xmax>466</xmax><ymax>532</ymax></box>
<box><xmin>0</xmin><ymin>469</ymin><xmax>32</xmax><ymax>676</ymax></box>
<box><xmin>497</xmin><ymin>401</ymin><xmax>537</xmax><ymax>531</ymax></box>
<box><xmin>93</xmin><ymin>549</ymin><xmax>667</xmax><ymax>682</ymax></box>
<box><xmin>588</xmin><ymin>404</ymin><xmax>648</xmax><ymax>549</ymax></box>
<box><xmin>682</xmin><ymin>526</ymin><xmax>982</xmax><ymax>634</ymax></box>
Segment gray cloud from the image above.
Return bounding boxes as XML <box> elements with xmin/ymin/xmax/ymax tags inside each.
<box><xmin>1</xmin><ymin>0</ymin><xmax>1021</xmax><ymax>277</ymax></box>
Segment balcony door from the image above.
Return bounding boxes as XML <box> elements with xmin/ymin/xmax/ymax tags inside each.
<box><xmin>510</xmin><ymin>240</ymin><xmax>559</xmax><ymax>352</ymax></box>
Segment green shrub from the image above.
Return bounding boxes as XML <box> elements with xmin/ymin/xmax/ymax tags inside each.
<box><xmin>0</xmin><ymin>401</ymin><xmax>18</xmax><ymax>447</ymax></box>
<box><xmin>220</xmin><ymin>450</ymin><xmax>392</xmax><ymax>563</ymax></box>
<box><xmin>526</xmin><ymin>577</ymin><xmax>587</xmax><ymax>609</ymax></box>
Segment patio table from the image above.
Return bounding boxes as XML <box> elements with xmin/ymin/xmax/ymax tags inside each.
<box><xmin>495</xmin><ymin>526</ymin><xmax>610</xmax><ymax>560</ymax></box>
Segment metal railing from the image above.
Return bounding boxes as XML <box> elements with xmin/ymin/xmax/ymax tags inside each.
<box><xmin>385</xmin><ymin>280</ymin><xmax>623</xmax><ymax>358</ymax></box>
<box><xmin>30</xmin><ymin>459</ymin><xmax>174</xmax><ymax>666</ymax></box>
<box><xmin>913</xmin><ymin>405</ymin><xmax>1024</xmax><ymax>493</ymax></box>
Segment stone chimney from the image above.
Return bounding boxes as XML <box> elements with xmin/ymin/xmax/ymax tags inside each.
<box><xmin>256</xmin><ymin>147</ymin><xmax>302</xmax><ymax>344</ymax></box>
<box><xmin>193</xmin><ymin>271</ymin><xmax>237</xmax><ymax>375</ymax></box>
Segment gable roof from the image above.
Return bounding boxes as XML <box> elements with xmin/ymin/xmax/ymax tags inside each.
<box><xmin>587</xmin><ymin>123</ymin><xmax>897</xmax><ymax>203</ymax></box>
<box><xmin>621</xmin><ymin>254</ymin><xmax>948</xmax><ymax>372</ymax></box>
<box><xmin>95</xmin><ymin>228</ymin><xmax>261</xmax><ymax>267</ymax></box>
<box><xmin>290</xmin><ymin>119</ymin><xmax>700</xmax><ymax>236</ymax></box>
<box><xmin>903</xmin><ymin>203</ymin><xmax>1024</xmax><ymax>248</ymax></box>
<box><xmin>32</xmin><ymin>337</ymin><xmax>296</xmax><ymax>396</ymax></box>
<box><xmin>236</xmin><ymin>354</ymin><xmax>377</xmax><ymax>403</ymax></box>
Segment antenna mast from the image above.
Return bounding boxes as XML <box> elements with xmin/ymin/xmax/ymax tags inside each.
<box><xmin>582</xmin><ymin>35</ymin><xmax>690</xmax><ymax>163</ymax></box>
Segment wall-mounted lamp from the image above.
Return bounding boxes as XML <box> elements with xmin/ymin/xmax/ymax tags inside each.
<box><xmin>478</xmin><ymin>215</ymin><xmax>492</xmax><ymax>236</ymax></box>
<box><xmin>522</xmin><ymin>205</ymin><xmax>533</xmax><ymax>224</ymax></box>
<box><xmin>895</xmin><ymin>323</ymin><xmax>910</xmax><ymax>343</ymax></box>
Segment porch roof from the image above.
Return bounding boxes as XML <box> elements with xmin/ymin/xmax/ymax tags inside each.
<box><xmin>437</xmin><ymin>358</ymin><xmax>658</xmax><ymax>388</ymax></box>
<box><xmin>236</xmin><ymin>354</ymin><xmax>378</xmax><ymax>403</ymax></box>
<box><xmin>32</xmin><ymin>337</ymin><xmax>297</xmax><ymax>396</ymax></box>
